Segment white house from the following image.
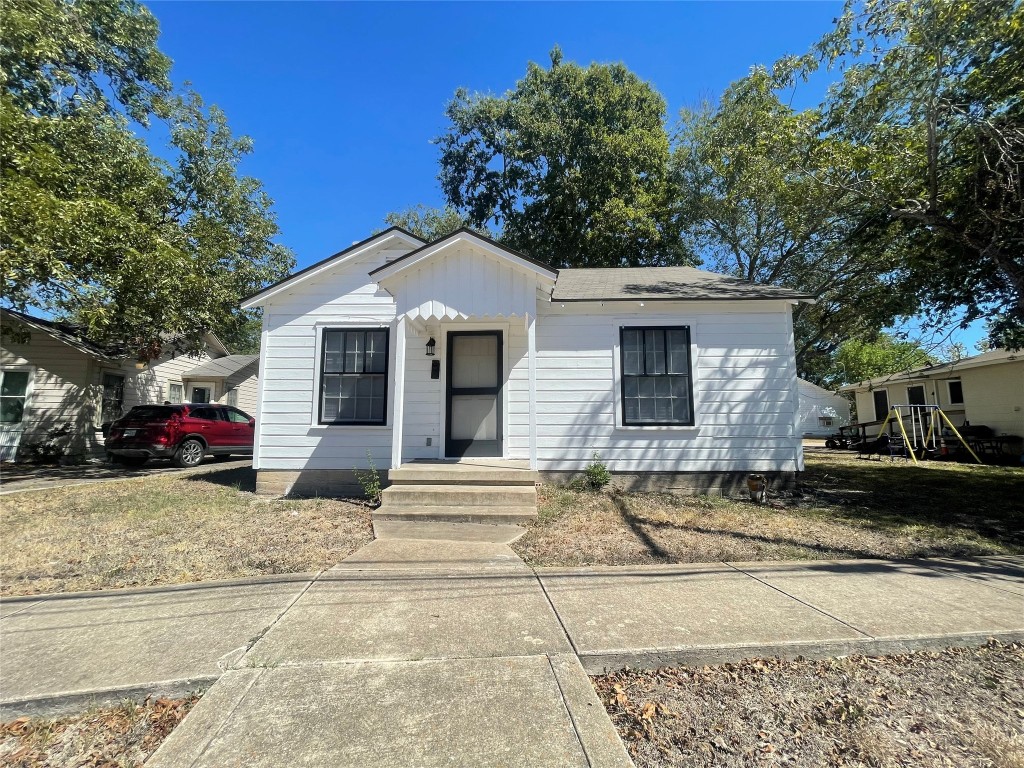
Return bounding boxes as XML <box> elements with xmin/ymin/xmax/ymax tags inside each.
<box><xmin>0</xmin><ymin>310</ymin><xmax>259</xmax><ymax>462</ymax></box>
<box><xmin>840</xmin><ymin>349</ymin><xmax>1024</xmax><ymax>437</ymax></box>
<box><xmin>243</xmin><ymin>227</ymin><xmax>813</xmax><ymax>502</ymax></box>
<box><xmin>797</xmin><ymin>378</ymin><xmax>851</xmax><ymax>437</ymax></box>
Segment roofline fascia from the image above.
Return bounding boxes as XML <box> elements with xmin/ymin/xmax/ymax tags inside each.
<box><xmin>369</xmin><ymin>227</ymin><xmax>558</xmax><ymax>280</ymax></box>
<box><xmin>241</xmin><ymin>227</ymin><xmax>426</xmax><ymax>309</ymax></box>
<box><xmin>549</xmin><ymin>295</ymin><xmax>816</xmax><ymax>303</ymax></box>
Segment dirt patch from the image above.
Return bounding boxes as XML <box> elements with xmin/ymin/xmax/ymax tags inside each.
<box><xmin>1</xmin><ymin>474</ymin><xmax>373</xmax><ymax>596</ymax></box>
<box><xmin>0</xmin><ymin>695</ymin><xmax>197</xmax><ymax>767</ymax></box>
<box><xmin>593</xmin><ymin>641</ymin><xmax>1024</xmax><ymax>768</ymax></box>
<box><xmin>513</xmin><ymin>455</ymin><xmax>1024</xmax><ymax>566</ymax></box>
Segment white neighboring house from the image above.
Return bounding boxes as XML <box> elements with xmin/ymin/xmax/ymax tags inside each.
<box><xmin>839</xmin><ymin>349</ymin><xmax>1024</xmax><ymax>437</ymax></box>
<box><xmin>0</xmin><ymin>309</ymin><xmax>257</xmax><ymax>462</ymax></box>
<box><xmin>797</xmin><ymin>378</ymin><xmax>851</xmax><ymax>437</ymax></box>
<box><xmin>243</xmin><ymin>227</ymin><xmax>814</xmax><ymax>496</ymax></box>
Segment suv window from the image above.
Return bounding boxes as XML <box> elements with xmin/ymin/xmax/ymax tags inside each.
<box><xmin>225</xmin><ymin>407</ymin><xmax>251</xmax><ymax>424</ymax></box>
<box><xmin>188</xmin><ymin>406</ymin><xmax>222</xmax><ymax>421</ymax></box>
<box><xmin>123</xmin><ymin>406</ymin><xmax>179</xmax><ymax>421</ymax></box>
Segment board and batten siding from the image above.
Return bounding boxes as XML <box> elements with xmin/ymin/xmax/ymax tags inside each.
<box><xmin>256</xmin><ymin>246</ymin><xmax>413</xmax><ymax>470</ymax></box>
<box><xmin>532</xmin><ymin>301</ymin><xmax>803</xmax><ymax>474</ymax></box>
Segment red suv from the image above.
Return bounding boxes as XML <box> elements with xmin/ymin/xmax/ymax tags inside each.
<box><xmin>106</xmin><ymin>404</ymin><xmax>255</xmax><ymax>468</ymax></box>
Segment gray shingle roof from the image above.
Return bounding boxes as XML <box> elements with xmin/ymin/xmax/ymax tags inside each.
<box><xmin>551</xmin><ymin>267</ymin><xmax>815</xmax><ymax>302</ymax></box>
<box><xmin>182</xmin><ymin>354</ymin><xmax>259</xmax><ymax>379</ymax></box>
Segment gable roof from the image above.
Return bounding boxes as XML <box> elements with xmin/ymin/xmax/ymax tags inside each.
<box><xmin>1</xmin><ymin>308</ymin><xmax>230</xmax><ymax>360</ymax></box>
<box><xmin>839</xmin><ymin>348</ymin><xmax>1022</xmax><ymax>392</ymax></box>
<box><xmin>368</xmin><ymin>227</ymin><xmax>558</xmax><ymax>281</ymax></box>
<box><xmin>182</xmin><ymin>354</ymin><xmax>259</xmax><ymax>380</ymax></box>
<box><xmin>551</xmin><ymin>267</ymin><xmax>815</xmax><ymax>302</ymax></box>
<box><xmin>241</xmin><ymin>227</ymin><xmax>426</xmax><ymax>309</ymax></box>
<box><xmin>1</xmin><ymin>308</ymin><xmax>114</xmax><ymax>360</ymax></box>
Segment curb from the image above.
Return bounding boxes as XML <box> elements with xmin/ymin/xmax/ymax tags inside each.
<box><xmin>577</xmin><ymin>629</ymin><xmax>1024</xmax><ymax>674</ymax></box>
<box><xmin>0</xmin><ymin>675</ymin><xmax>221</xmax><ymax>721</ymax></box>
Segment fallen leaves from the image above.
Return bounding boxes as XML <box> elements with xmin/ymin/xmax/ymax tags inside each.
<box><xmin>592</xmin><ymin>640</ymin><xmax>1024</xmax><ymax>768</ymax></box>
<box><xmin>0</xmin><ymin>695</ymin><xmax>198</xmax><ymax>768</ymax></box>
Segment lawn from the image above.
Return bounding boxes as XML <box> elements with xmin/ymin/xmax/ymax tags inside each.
<box><xmin>0</xmin><ymin>466</ymin><xmax>373</xmax><ymax>596</ymax></box>
<box><xmin>593</xmin><ymin>640</ymin><xmax>1024</xmax><ymax>768</ymax></box>
<box><xmin>0</xmin><ymin>696</ymin><xmax>196</xmax><ymax>768</ymax></box>
<box><xmin>513</xmin><ymin>453</ymin><xmax>1024</xmax><ymax>566</ymax></box>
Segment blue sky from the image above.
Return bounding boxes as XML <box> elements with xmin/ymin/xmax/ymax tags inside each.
<box><xmin>147</xmin><ymin>1</ymin><xmax>984</xmax><ymax>352</ymax></box>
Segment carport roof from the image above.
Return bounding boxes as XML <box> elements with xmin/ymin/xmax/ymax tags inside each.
<box><xmin>182</xmin><ymin>354</ymin><xmax>259</xmax><ymax>380</ymax></box>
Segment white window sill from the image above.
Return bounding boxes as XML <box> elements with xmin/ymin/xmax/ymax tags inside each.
<box><xmin>614</xmin><ymin>424</ymin><xmax>701</xmax><ymax>432</ymax></box>
<box><xmin>306</xmin><ymin>424</ymin><xmax>392</xmax><ymax>431</ymax></box>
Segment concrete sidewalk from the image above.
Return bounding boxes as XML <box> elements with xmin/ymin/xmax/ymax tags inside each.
<box><xmin>1</xmin><ymin>539</ymin><xmax>1021</xmax><ymax>767</ymax></box>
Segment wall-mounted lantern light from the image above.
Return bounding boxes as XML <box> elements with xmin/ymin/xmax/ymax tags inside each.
<box><xmin>425</xmin><ymin>337</ymin><xmax>436</xmax><ymax>357</ymax></box>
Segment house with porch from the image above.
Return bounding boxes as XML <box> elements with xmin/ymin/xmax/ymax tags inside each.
<box><xmin>243</xmin><ymin>227</ymin><xmax>813</xmax><ymax>520</ymax></box>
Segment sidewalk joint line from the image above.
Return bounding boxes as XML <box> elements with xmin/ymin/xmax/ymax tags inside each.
<box><xmin>533</xmin><ymin>569</ymin><xmax>582</xmax><ymax>657</ymax></box>
<box><xmin>236</xmin><ymin>570</ymin><xmax>323</xmax><ymax>666</ymax></box>
<box><xmin>0</xmin><ymin>600</ymin><xmax>46</xmax><ymax>620</ymax></box>
<box><xmin>722</xmin><ymin>561</ymin><xmax>875</xmax><ymax>640</ymax></box>
<box><xmin>188</xmin><ymin>667</ymin><xmax>265</xmax><ymax>768</ymax></box>
<box><xmin>544</xmin><ymin>655</ymin><xmax>594</xmax><ymax>768</ymax></box>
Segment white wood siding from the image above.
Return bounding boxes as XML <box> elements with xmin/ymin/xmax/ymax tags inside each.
<box><xmin>533</xmin><ymin>301</ymin><xmax>802</xmax><ymax>473</ymax></box>
<box><xmin>798</xmin><ymin>379</ymin><xmax>851</xmax><ymax>436</ymax></box>
<box><xmin>256</xmin><ymin>246</ymin><xmax>412</xmax><ymax>470</ymax></box>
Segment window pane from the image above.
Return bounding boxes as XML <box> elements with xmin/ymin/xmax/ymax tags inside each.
<box><xmin>356</xmin><ymin>376</ymin><xmax>373</xmax><ymax>398</ymax></box>
<box><xmin>672</xmin><ymin>391</ymin><xmax>692</xmax><ymax>423</ymax></box>
<box><xmin>948</xmin><ymin>381</ymin><xmax>963</xmax><ymax>404</ymax></box>
<box><xmin>624</xmin><ymin>397</ymin><xmax>640</xmax><ymax>422</ymax></box>
<box><xmin>666</xmin><ymin>330</ymin><xmax>690</xmax><ymax>375</ymax></box>
<box><xmin>339</xmin><ymin>397</ymin><xmax>355</xmax><ymax>421</ymax></box>
<box><xmin>324</xmin><ymin>332</ymin><xmax>343</xmax><ymax>353</ymax></box>
<box><xmin>370</xmin><ymin>398</ymin><xmax>385</xmax><ymax>422</ymax></box>
<box><xmin>365</xmin><ymin>331</ymin><xmax>387</xmax><ymax>373</ymax></box>
<box><xmin>345</xmin><ymin>333</ymin><xmax>363</xmax><ymax>373</ymax></box>
<box><xmin>654</xmin><ymin>397</ymin><xmax>672</xmax><ymax>421</ymax></box>
<box><xmin>639</xmin><ymin>397</ymin><xmax>656</xmax><ymax>421</ymax></box>
<box><xmin>644</xmin><ymin>330</ymin><xmax>665</xmax><ymax>375</ymax></box>
<box><xmin>323</xmin><ymin>376</ymin><xmax>342</xmax><ymax>398</ymax></box>
<box><xmin>169</xmin><ymin>383</ymin><xmax>183</xmax><ymax>404</ymax></box>
<box><xmin>623</xmin><ymin>377</ymin><xmax>638</xmax><ymax>399</ymax></box>
<box><xmin>0</xmin><ymin>397</ymin><xmax>25</xmax><ymax>424</ymax></box>
<box><xmin>622</xmin><ymin>330</ymin><xmax>642</xmax><ymax>376</ymax></box>
<box><xmin>323</xmin><ymin>398</ymin><xmax>339</xmax><ymax>421</ymax></box>
<box><xmin>1</xmin><ymin>371</ymin><xmax>29</xmax><ymax>397</ymax></box>
<box><xmin>638</xmin><ymin>377</ymin><xmax>656</xmax><ymax>398</ymax></box>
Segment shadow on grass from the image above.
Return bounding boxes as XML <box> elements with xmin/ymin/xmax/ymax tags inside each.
<box><xmin>184</xmin><ymin>465</ymin><xmax>257</xmax><ymax>493</ymax></box>
<box><xmin>798</xmin><ymin>459</ymin><xmax>1024</xmax><ymax>548</ymax></box>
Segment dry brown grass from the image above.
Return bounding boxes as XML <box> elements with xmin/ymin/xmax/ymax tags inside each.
<box><xmin>514</xmin><ymin>454</ymin><xmax>1024</xmax><ymax>566</ymax></box>
<box><xmin>1</xmin><ymin>469</ymin><xmax>373</xmax><ymax>596</ymax></box>
<box><xmin>0</xmin><ymin>695</ymin><xmax>197</xmax><ymax>768</ymax></box>
<box><xmin>593</xmin><ymin>641</ymin><xmax>1024</xmax><ymax>768</ymax></box>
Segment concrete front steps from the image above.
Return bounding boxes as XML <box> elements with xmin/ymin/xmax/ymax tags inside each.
<box><xmin>374</xmin><ymin>461</ymin><xmax>539</xmax><ymax>526</ymax></box>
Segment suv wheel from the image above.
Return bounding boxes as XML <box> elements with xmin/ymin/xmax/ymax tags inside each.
<box><xmin>174</xmin><ymin>438</ymin><xmax>206</xmax><ymax>468</ymax></box>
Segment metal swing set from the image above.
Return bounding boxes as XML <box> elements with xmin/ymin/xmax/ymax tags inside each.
<box><xmin>875</xmin><ymin>404</ymin><xmax>983</xmax><ymax>465</ymax></box>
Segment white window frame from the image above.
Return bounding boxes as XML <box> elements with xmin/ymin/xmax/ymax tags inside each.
<box><xmin>946</xmin><ymin>379</ymin><xmax>964</xmax><ymax>405</ymax></box>
<box><xmin>612</xmin><ymin>318</ymin><xmax>701</xmax><ymax>431</ymax></box>
<box><xmin>0</xmin><ymin>365</ymin><xmax>35</xmax><ymax>427</ymax></box>
<box><xmin>168</xmin><ymin>382</ymin><xmax>184</xmax><ymax>404</ymax></box>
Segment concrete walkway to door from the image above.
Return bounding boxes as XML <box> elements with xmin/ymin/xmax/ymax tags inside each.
<box><xmin>1</xmin><ymin>523</ymin><xmax>1021</xmax><ymax>767</ymax></box>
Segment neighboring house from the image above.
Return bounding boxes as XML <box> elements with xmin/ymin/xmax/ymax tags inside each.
<box><xmin>0</xmin><ymin>310</ymin><xmax>256</xmax><ymax>461</ymax></box>
<box><xmin>242</xmin><ymin>227</ymin><xmax>814</xmax><ymax>496</ymax></box>
<box><xmin>839</xmin><ymin>349</ymin><xmax>1024</xmax><ymax>436</ymax></box>
<box><xmin>180</xmin><ymin>354</ymin><xmax>260</xmax><ymax>413</ymax></box>
<box><xmin>797</xmin><ymin>378</ymin><xmax>852</xmax><ymax>437</ymax></box>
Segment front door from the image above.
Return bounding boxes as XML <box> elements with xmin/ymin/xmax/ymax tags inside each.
<box><xmin>446</xmin><ymin>331</ymin><xmax>502</xmax><ymax>458</ymax></box>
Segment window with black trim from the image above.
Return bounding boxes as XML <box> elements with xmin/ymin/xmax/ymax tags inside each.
<box><xmin>320</xmin><ymin>328</ymin><xmax>389</xmax><ymax>425</ymax></box>
<box><xmin>620</xmin><ymin>327</ymin><xmax>694</xmax><ymax>426</ymax></box>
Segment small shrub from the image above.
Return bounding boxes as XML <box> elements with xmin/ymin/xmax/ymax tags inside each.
<box><xmin>18</xmin><ymin>425</ymin><xmax>74</xmax><ymax>464</ymax></box>
<box><xmin>569</xmin><ymin>452</ymin><xmax>611</xmax><ymax>491</ymax></box>
<box><xmin>353</xmin><ymin>451</ymin><xmax>382</xmax><ymax>506</ymax></box>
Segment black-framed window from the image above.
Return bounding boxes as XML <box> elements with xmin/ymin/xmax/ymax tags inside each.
<box><xmin>620</xmin><ymin>327</ymin><xmax>694</xmax><ymax>426</ymax></box>
<box><xmin>319</xmin><ymin>328</ymin><xmax>389</xmax><ymax>425</ymax></box>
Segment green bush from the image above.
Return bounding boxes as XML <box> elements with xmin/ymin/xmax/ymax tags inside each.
<box><xmin>569</xmin><ymin>452</ymin><xmax>611</xmax><ymax>491</ymax></box>
<box><xmin>353</xmin><ymin>451</ymin><xmax>382</xmax><ymax>506</ymax></box>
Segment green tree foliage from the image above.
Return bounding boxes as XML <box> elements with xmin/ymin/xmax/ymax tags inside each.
<box><xmin>0</xmin><ymin>0</ymin><xmax>293</xmax><ymax>358</ymax></box>
<box><xmin>437</xmin><ymin>47</ymin><xmax>691</xmax><ymax>268</ymax></box>
<box><xmin>825</xmin><ymin>333</ymin><xmax>937</xmax><ymax>389</ymax></box>
<box><xmin>382</xmin><ymin>204</ymin><xmax>486</xmax><ymax>242</ymax></box>
<box><xmin>673</xmin><ymin>69</ymin><xmax>919</xmax><ymax>379</ymax></box>
<box><xmin>780</xmin><ymin>0</ymin><xmax>1024</xmax><ymax>348</ymax></box>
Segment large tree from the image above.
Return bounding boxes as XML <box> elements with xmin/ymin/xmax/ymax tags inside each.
<box><xmin>382</xmin><ymin>205</ymin><xmax>485</xmax><ymax>242</ymax></box>
<box><xmin>824</xmin><ymin>333</ymin><xmax>937</xmax><ymax>389</ymax></box>
<box><xmin>0</xmin><ymin>0</ymin><xmax>293</xmax><ymax>358</ymax></box>
<box><xmin>779</xmin><ymin>0</ymin><xmax>1024</xmax><ymax>348</ymax></box>
<box><xmin>673</xmin><ymin>69</ymin><xmax>919</xmax><ymax>380</ymax></box>
<box><xmin>437</xmin><ymin>48</ymin><xmax>691</xmax><ymax>268</ymax></box>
